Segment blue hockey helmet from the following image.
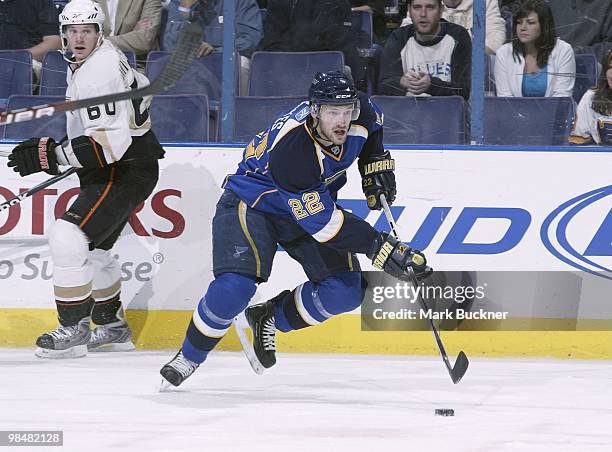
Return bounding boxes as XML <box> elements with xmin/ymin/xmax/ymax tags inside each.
<box><xmin>309</xmin><ymin>71</ymin><xmax>360</xmax><ymax>121</ymax></box>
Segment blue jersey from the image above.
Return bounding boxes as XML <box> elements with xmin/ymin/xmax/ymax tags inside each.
<box><xmin>223</xmin><ymin>92</ymin><xmax>386</xmax><ymax>254</ymax></box>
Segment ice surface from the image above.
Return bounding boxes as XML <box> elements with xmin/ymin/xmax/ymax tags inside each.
<box><xmin>1</xmin><ymin>349</ymin><xmax>611</xmax><ymax>451</ymax></box>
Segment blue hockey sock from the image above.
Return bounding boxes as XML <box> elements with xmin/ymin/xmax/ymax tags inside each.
<box><xmin>182</xmin><ymin>273</ymin><xmax>256</xmax><ymax>363</ymax></box>
<box><xmin>274</xmin><ymin>272</ymin><xmax>364</xmax><ymax>333</ymax></box>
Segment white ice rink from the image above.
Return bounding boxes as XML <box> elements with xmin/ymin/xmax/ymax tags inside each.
<box><xmin>1</xmin><ymin>349</ymin><xmax>612</xmax><ymax>451</ymax></box>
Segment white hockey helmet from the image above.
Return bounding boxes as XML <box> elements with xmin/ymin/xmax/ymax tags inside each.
<box><xmin>59</xmin><ymin>0</ymin><xmax>106</xmax><ymax>63</ymax></box>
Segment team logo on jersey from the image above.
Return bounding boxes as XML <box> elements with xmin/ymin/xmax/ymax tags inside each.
<box><xmin>330</xmin><ymin>146</ymin><xmax>341</xmax><ymax>156</ymax></box>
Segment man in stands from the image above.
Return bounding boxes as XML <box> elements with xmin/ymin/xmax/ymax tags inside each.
<box><xmin>402</xmin><ymin>0</ymin><xmax>506</xmax><ymax>54</ymax></box>
<box><xmin>378</xmin><ymin>0</ymin><xmax>471</xmax><ymax>99</ymax></box>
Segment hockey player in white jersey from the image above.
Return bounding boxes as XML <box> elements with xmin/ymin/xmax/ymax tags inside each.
<box><xmin>7</xmin><ymin>0</ymin><xmax>164</xmax><ymax>358</ymax></box>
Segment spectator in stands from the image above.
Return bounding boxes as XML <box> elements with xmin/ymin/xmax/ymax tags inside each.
<box><xmin>570</xmin><ymin>51</ymin><xmax>612</xmax><ymax>145</ymax></box>
<box><xmin>494</xmin><ymin>0</ymin><xmax>575</xmax><ymax>97</ymax></box>
<box><xmin>351</xmin><ymin>0</ymin><xmax>387</xmax><ymax>45</ymax></box>
<box><xmin>403</xmin><ymin>0</ymin><xmax>506</xmax><ymax>54</ymax></box>
<box><xmin>0</xmin><ymin>0</ymin><xmax>61</xmax><ymax>81</ymax></box>
<box><xmin>263</xmin><ymin>0</ymin><xmax>366</xmax><ymax>90</ymax></box>
<box><xmin>549</xmin><ymin>0</ymin><xmax>611</xmax><ymax>62</ymax></box>
<box><xmin>500</xmin><ymin>1</ymin><xmax>611</xmax><ymax>62</ymax></box>
<box><xmin>163</xmin><ymin>0</ymin><xmax>262</xmax><ymax>57</ymax></box>
<box><xmin>96</xmin><ymin>0</ymin><xmax>162</xmax><ymax>65</ymax></box>
<box><xmin>378</xmin><ymin>0</ymin><xmax>471</xmax><ymax>99</ymax></box>
<box><xmin>163</xmin><ymin>0</ymin><xmax>263</xmax><ymax>94</ymax></box>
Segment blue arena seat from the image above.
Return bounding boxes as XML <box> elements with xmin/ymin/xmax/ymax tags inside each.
<box><xmin>573</xmin><ymin>53</ymin><xmax>599</xmax><ymax>104</ymax></box>
<box><xmin>123</xmin><ymin>51</ymin><xmax>137</xmax><ymax>68</ymax></box>
<box><xmin>146</xmin><ymin>51</ymin><xmax>237</xmax><ymax>105</ymax></box>
<box><xmin>150</xmin><ymin>94</ymin><xmax>209</xmax><ymax>142</ymax></box>
<box><xmin>39</xmin><ymin>51</ymin><xmax>69</xmax><ymax>96</ymax></box>
<box><xmin>350</xmin><ymin>10</ymin><xmax>374</xmax><ymax>52</ymax></box>
<box><xmin>483</xmin><ymin>97</ymin><xmax>575</xmax><ymax>146</ymax></box>
<box><xmin>248</xmin><ymin>51</ymin><xmax>345</xmax><ymax>96</ymax></box>
<box><xmin>1</xmin><ymin>95</ymin><xmax>66</xmax><ymax>140</ymax></box>
<box><xmin>370</xmin><ymin>95</ymin><xmax>467</xmax><ymax>144</ymax></box>
<box><xmin>234</xmin><ymin>96</ymin><xmax>306</xmax><ymax>142</ymax></box>
<box><xmin>40</xmin><ymin>50</ymin><xmax>137</xmax><ymax>96</ymax></box>
<box><xmin>0</xmin><ymin>50</ymin><xmax>32</xmax><ymax>104</ymax></box>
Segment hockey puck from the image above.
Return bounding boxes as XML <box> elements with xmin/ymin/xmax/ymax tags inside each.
<box><xmin>435</xmin><ymin>409</ymin><xmax>454</xmax><ymax>416</ymax></box>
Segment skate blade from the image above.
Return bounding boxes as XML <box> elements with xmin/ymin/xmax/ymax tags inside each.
<box><xmin>88</xmin><ymin>341</ymin><xmax>136</xmax><ymax>352</ymax></box>
<box><xmin>159</xmin><ymin>379</ymin><xmax>174</xmax><ymax>393</ymax></box>
<box><xmin>35</xmin><ymin>344</ymin><xmax>87</xmax><ymax>359</ymax></box>
<box><xmin>234</xmin><ymin>313</ymin><xmax>265</xmax><ymax>375</ymax></box>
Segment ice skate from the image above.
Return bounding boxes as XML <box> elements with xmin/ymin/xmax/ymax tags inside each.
<box><xmin>88</xmin><ymin>320</ymin><xmax>135</xmax><ymax>352</ymax></box>
<box><xmin>159</xmin><ymin>350</ymin><xmax>199</xmax><ymax>389</ymax></box>
<box><xmin>236</xmin><ymin>292</ymin><xmax>285</xmax><ymax>374</ymax></box>
<box><xmin>35</xmin><ymin>317</ymin><xmax>91</xmax><ymax>359</ymax></box>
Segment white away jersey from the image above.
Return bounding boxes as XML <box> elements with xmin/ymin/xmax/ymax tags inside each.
<box><xmin>65</xmin><ymin>40</ymin><xmax>153</xmax><ymax>163</ymax></box>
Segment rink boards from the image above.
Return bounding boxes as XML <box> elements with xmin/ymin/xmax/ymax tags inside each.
<box><xmin>0</xmin><ymin>143</ymin><xmax>610</xmax><ymax>357</ymax></box>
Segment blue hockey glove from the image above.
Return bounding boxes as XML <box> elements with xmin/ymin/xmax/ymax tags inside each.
<box><xmin>368</xmin><ymin>233</ymin><xmax>433</xmax><ymax>281</ymax></box>
<box><xmin>7</xmin><ymin>137</ymin><xmax>59</xmax><ymax>176</ymax></box>
<box><xmin>359</xmin><ymin>150</ymin><xmax>396</xmax><ymax>210</ymax></box>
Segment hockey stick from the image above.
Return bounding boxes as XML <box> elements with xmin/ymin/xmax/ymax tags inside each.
<box><xmin>0</xmin><ymin>22</ymin><xmax>203</xmax><ymax>126</ymax></box>
<box><xmin>380</xmin><ymin>195</ymin><xmax>469</xmax><ymax>384</ymax></box>
<box><xmin>0</xmin><ymin>168</ymin><xmax>77</xmax><ymax>213</ymax></box>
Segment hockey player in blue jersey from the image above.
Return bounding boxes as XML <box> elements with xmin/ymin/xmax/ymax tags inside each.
<box><xmin>160</xmin><ymin>71</ymin><xmax>432</xmax><ymax>386</ymax></box>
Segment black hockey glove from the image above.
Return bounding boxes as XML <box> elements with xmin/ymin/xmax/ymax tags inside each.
<box><xmin>368</xmin><ymin>233</ymin><xmax>433</xmax><ymax>282</ymax></box>
<box><xmin>7</xmin><ymin>137</ymin><xmax>60</xmax><ymax>177</ymax></box>
<box><xmin>359</xmin><ymin>151</ymin><xmax>396</xmax><ymax>210</ymax></box>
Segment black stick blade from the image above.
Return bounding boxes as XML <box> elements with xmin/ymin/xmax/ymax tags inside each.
<box><xmin>153</xmin><ymin>22</ymin><xmax>203</xmax><ymax>93</ymax></box>
<box><xmin>451</xmin><ymin>351</ymin><xmax>469</xmax><ymax>384</ymax></box>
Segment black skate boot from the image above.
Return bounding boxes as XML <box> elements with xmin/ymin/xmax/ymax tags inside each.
<box><xmin>35</xmin><ymin>317</ymin><xmax>91</xmax><ymax>359</ymax></box>
<box><xmin>89</xmin><ymin>297</ymin><xmax>135</xmax><ymax>352</ymax></box>
<box><xmin>88</xmin><ymin>320</ymin><xmax>135</xmax><ymax>352</ymax></box>
<box><xmin>235</xmin><ymin>290</ymin><xmax>288</xmax><ymax>374</ymax></box>
<box><xmin>160</xmin><ymin>350</ymin><xmax>200</xmax><ymax>388</ymax></box>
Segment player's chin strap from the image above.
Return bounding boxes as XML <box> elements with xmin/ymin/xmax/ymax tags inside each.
<box><xmin>380</xmin><ymin>194</ymin><xmax>469</xmax><ymax>384</ymax></box>
<box><xmin>307</xmin><ymin>115</ymin><xmax>347</xmax><ymax>148</ymax></box>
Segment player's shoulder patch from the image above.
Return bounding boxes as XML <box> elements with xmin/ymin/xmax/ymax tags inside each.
<box><xmin>294</xmin><ymin>103</ymin><xmax>311</xmax><ymax>122</ymax></box>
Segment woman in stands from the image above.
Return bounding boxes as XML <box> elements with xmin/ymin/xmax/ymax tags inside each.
<box><xmin>494</xmin><ymin>0</ymin><xmax>575</xmax><ymax>98</ymax></box>
<box><xmin>570</xmin><ymin>51</ymin><xmax>612</xmax><ymax>145</ymax></box>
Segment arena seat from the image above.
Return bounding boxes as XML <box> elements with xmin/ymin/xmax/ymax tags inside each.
<box><xmin>350</xmin><ymin>10</ymin><xmax>374</xmax><ymax>52</ymax></box>
<box><xmin>39</xmin><ymin>51</ymin><xmax>69</xmax><ymax>96</ymax></box>
<box><xmin>483</xmin><ymin>97</ymin><xmax>575</xmax><ymax>146</ymax></box>
<box><xmin>573</xmin><ymin>53</ymin><xmax>599</xmax><ymax>104</ymax></box>
<box><xmin>234</xmin><ymin>96</ymin><xmax>306</xmax><ymax>142</ymax></box>
<box><xmin>150</xmin><ymin>94</ymin><xmax>209</xmax><ymax>142</ymax></box>
<box><xmin>146</xmin><ymin>51</ymin><xmax>238</xmax><ymax>106</ymax></box>
<box><xmin>370</xmin><ymin>95</ymin><xmax>467</xmax><ymax>144</ymax></box>
<box><xmin>248</xmin><ymin>51</ymin><xmax>345</xmax><ymax>96</ymax></box>
<box><xmin>1</xmin><ymin>95</ymin><xmax>66</xmax><ymax>140</ymax></box>
<box><xmin>0</xmin><ymin>50</ymin><xmax>32</xmax><ymax>107</ymax></box>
